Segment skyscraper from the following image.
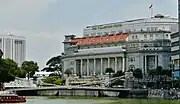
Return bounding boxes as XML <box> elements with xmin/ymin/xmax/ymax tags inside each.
<box><xmin>0</xmin><ymin>35</ymin><xmax>26</xmax><ymax>66</ymax></box>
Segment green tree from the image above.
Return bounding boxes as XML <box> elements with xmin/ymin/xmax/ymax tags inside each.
<box><xmin>105</xmin><ymin>68</ymin><xmax>115</xmax><ymax>78</ymax></box>
<box><xmin>21</xmin><ymin>61</ymin><xmax>39</xmax><ymax>79</ymax></box>
<box><xmin>14</xmin><ymin>68</ymin><xmax>27</xmax><ymax>78</ymax></box>
<box><xmin>148</xmin><ymin>69</ymin><xmax>157</xmax><ymax>76</ymax></box>
<box><xmin>65</xmin><ymin>69</ymin><xmax>73</xmax><ymax>77</ymax></box>
<box><xmin>156</xmin><ymin>66</ymin><xmax>163</xmax><ymax>76</ymax></box>
<box><xmin>42</xmin><ymin>55</ymin><xmax>63</xmax><ymax>72</ymax></box>
<box><xmin>105</xmin><ymin>68</ymin><xmax>114</xmax><ymax>74</ymax></box>
<box><xmin>4</xmin><ymin>58</ymin><xmax>19</xmax><ymax>75</ymax></box>
<box><xmin>0</xmin><ymin>58</ymin><xmax>15</xmax><ymax>90</ymax></box>
<box><xmin>133</xmin><ymin>68</ymin><xmax>143</xmax><ymax>79</ymax></box>
<box><xmin>113</xmin><ymin>70</ymin><xmax>124</xmax><ymax>77</ymax></box>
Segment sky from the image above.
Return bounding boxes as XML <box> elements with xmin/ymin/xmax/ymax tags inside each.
<box><xmin>0</xmin><ymin>0</ymin><xmax>178</xmax><ymax>69</ymax></box>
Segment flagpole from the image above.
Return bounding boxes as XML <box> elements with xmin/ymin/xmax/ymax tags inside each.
<box><xmin>151</xmin><ymin>7</ymin><xmax>153</xmax><ymax>18</ymax></box>
<box><xmin>149</xmin><ymin>4</ymin><xmax>153</xmax><ymax>18</ymax></box>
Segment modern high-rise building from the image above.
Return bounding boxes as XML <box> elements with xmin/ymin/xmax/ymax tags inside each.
<box><xmin>0</xmin><ymin>35</ymin><xmax>26</xmax><ymax>66</ymax></box>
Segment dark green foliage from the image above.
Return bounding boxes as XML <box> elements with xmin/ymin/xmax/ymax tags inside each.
<box><xmin>21</xmin><ymin>61</ymin><xmax>39</xmax><ymax>78</ymax></box>
<box><xmin>0</xmin><ymin>49</ymin><xmax>3</xmax><ymax>58</ymax></box>
<box><xmin>173</xmin><ymin>79</ymin><xmax>180</xmax><ymax>88</ymax></box>
<box><xmin>105</xmin><ymin>68</ymin><xmax>115</xmax><ymax>74</ymax></box>
<box><xmin>156</xmin><ymin>66</ymin><xmax>163</xmax><ymax>75</ymax></box>
<box><xmin>113</xmin><ymin>70</ymin><xmax>124</xmax><ymax>77</ymax></box>
<box><xmin>65</xmin><ymin>69</ymin><xmax>73</xmax><ymax>77</ymax></box>
<box><xmin>133</xmin><ymin>68</ymin><xmax>143</xmax><ymax>79</ymax></box>
<box><xmin>148</xmin><ymin>69</ymin><xmax>157</xmax><ymax>76</ymax></box>
<box><xmin>49</xmin><ymin>73</ymin><xmax>60</xmax><ymax>77</ymax></box>
<box><xmin>0</xmin><ymin>58</ymin><xmax>15</xmax><ymax>90</ymax></box>
<box><xmin>42</xmin><ymin>55</ymin><xmax>63</xmax><ymax>74</ymax></box>
<box><xmin>42</xmin><ymin>76</ymin><xmax>63</xmax><ymax>85</ymax></box>
<box><xmin>148</xmin><ymin>66</ymin><xmax>171</xmax><ymax>76</ymax></box>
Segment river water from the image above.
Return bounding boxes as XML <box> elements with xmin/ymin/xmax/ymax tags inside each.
<box><xmin>21</xmin><ymin>97</ymin><xmax>113</xmax><ymax>104</ymax></box>
<box><xmin>8</xmin><ymin>97</ymin><xmax>180</xmax><ymax>104</ymax></box>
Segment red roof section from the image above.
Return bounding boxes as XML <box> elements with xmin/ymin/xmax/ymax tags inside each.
<box><xmin>71</xmin><ymin>33</ymin><xmax>128</xmax><ymax>45</ymax></box>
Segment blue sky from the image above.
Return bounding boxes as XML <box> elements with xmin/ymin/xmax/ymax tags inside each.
<box><xmin>0</xmin><ymin>0</ymin><xmax>177</xmax><ymax>69</ymax></box>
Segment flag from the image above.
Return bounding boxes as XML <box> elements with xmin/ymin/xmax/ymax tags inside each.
<box><xmin>149</xmin><ymin>4</ymin><xmax>153</xmax><ymax>9</ymax></box>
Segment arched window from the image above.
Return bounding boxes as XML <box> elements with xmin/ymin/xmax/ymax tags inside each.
<box><xmin>144</xmin><ymin>44</ymin><xmax>148</xmax><ymax>48</ymax></box>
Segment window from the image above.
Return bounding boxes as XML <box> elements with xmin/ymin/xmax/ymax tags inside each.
<box><xmin>154</xmin><ymin>27</ymin><xmax>158</xmax><ymax>31</ymax></box>
<box><xmin>104</xmin><ymin>32</ymin><xmax>109</xmax><ymax>35</ymax></box>
<box><xmin>132</xmin><ymin>36</ymin><xmax>134</xmax><ymax>39</ymax></box>
<box><xmin>162</xmin><ymin>27</ymin><xmax>165</xmax><ymax>30</ymax></box>
<box><xmin>150</xmin><ymin>34</ymin><xmax>153</xmax><ymax>39</ymax></box>
<box><xmin>144</xmin><ymin>34</ymin><xmax>147</xmax><ymax>38</ymax></box>
<box><xmin>135</xmin><ymin>35</ymin><xmax>138</xmax><ymax>39</ymax></box>
<box><xmin>111</xmin><ymin>31</ymin><xmax>116</xmax><ymax>34</ymax></box>
<box><xmin>156</xmin><ymin>34</ymin><xmax>159</xmax><ymax>37</ymax></box>
<box><xmin>147</xmin><ymin>27</ymin><xmax>150</xmax><ymax>31</ymax></box>
<box><xmin>144</xmin><ymin>44</ymin><xmax>148</xmax><ymax>47</ymax></box>
<box><xmin>154</xmin><ymin>43</ymin><xmax>159</xmax><ymax>47</ymax></box>
<box><xmin>166</xmin><ymin>34</ymin><xmax>169</xmax><ymax>38</ymax></box>
<box><xmin>91</xmin><ymin>33</ymin><xmax>96</xmax><ymax>36</ymax></box>
<box><xmin>97</xmin><ymin>32</ymin><xmax>102</xmax><ymax>35</ymax></box>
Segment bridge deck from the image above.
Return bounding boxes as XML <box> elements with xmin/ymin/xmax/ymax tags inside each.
<box><xmin>8</xmin><ymin>86</ymin><xmax>136</xmax><ymax>92</ymax></box>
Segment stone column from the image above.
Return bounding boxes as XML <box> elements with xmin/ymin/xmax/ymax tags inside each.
<box><xmin>94</xmin><ymin>59</ymin><xmax>96</xmax><ymax>75</ymax></box>
<box><xmin>145</xmin><ymin>55</ymin><xmax>147</xmax><ymax>74</ymax></box>
<box><xmin>80</xmin><ymin>59</ymin><xmax>83</xmax><ymax>76</ymax></box>
<box><xmin>101</xmin><ymin>58</ymin><xmax>103</xmax><ymax>75</ymax></box>
<box><xmin>115</xmin><ymin>57</ymin><xmax>117</xmax><ymax>73</ymax></box>
<box><xmin>108</xmin><ymin>57</ymin><xmax>110</xmax><ymax>68</ymax></box>
<box><xmin>155</xmin><ymin>55</ymin><xmax>157</xmax><ymax>69</ymax></box>
<box><xmin>122</xmin><ymin>57</ymin><xmax>125</xmax><ymax>72</ymax></box>
<box><xmin>87</xmin><ymin>59</ymin><xmax>89</xmax><ymax>76</ymax></box>
<box><xmin>74</xmin><ymin>60</ymin><xmax>77</xmax><ymax>75</ymax></box>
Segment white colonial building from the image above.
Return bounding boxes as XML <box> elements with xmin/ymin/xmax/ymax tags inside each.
<box><xmin>83</xmin><ymin>14</ymin><xmax>178</xmax><ymax>37</ymax></box>
<box><xmin>63</xmin><ymin>14</ymin><xmax>178</xmax><ymax>76</ymax></box>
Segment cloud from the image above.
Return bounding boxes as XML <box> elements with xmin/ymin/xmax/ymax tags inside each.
<box><xmin>0</xmin><ymin>0</ymin><xmax>177</xmax><ymax>70</ymax></box>
<box><xmin>0</xmin><ymin>0</ymin><xmax>58</xmax><ymax>22</ymax></box>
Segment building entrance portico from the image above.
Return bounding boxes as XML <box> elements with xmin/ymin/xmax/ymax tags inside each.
<box><xmin>74</xmin><ymin>55</ymin><xmax>125</xmax><ymax>76</ymax></box>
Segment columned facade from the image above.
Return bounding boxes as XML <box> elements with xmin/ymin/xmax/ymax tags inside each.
<box><xmin>76</xmin><ymin>57</ymin><xmax>125</xmax><ymax>76</ymax></box>
<box><xmin>63</xmin><ymin>54</ymin><xmax>125</xmax><ymax>76</ymax></box>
